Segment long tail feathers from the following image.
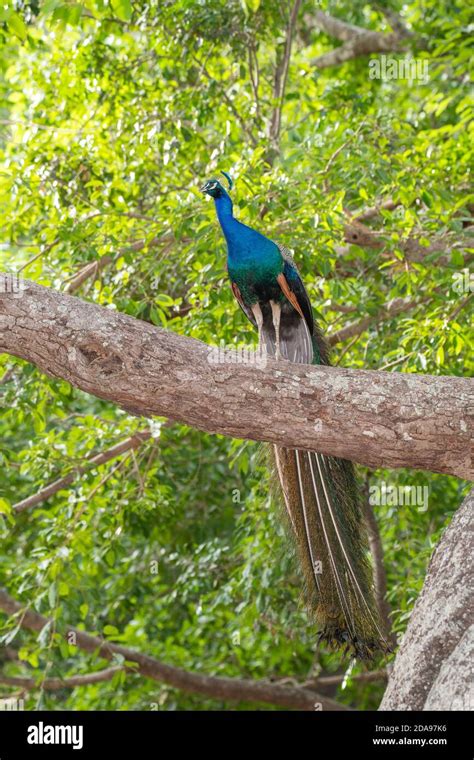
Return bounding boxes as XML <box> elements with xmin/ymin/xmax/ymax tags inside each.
<box><xmin>263</xmin><ymin>306</ymin><xmax>390</xmax><ymax>658</ymax></box>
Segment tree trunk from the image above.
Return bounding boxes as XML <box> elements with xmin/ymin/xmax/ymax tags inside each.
<box><xmin>380</xmin><ymin>487</ymin><xmax>474</xmax><ymax>710</ymax></box>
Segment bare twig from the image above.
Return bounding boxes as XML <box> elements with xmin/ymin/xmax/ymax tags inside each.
<box><xmin>378</xmin><ymin>351</ymin><xmax>416</xmax><ymax>371</ymax></box>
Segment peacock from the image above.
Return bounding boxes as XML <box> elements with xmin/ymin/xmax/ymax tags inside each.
<box><xmin>201</xmin><ymin>172</ymin><xmax>390</xmax><ymax>659</ymax></box>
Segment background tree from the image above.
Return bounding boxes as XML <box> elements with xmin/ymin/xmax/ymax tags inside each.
<box><xmin>0</xmin><ymin>0</ymin><xmax>472</xmax><ymax>710</ymax></box>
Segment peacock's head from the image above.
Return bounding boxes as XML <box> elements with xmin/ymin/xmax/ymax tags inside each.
<box><xmin>201</xmin><ymin>171</ymin><xmax>233</xmax><ymax>199</ymax></box>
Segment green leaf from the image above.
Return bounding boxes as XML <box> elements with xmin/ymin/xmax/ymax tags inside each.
<box><xmin>105</xmin><ymin>549</ymin><xmax>116</xmax><ymax>566</ymax></box>
<box><xmin>111</xmin><ymin>0</ymin><xmax>133</xmax><ymax>22</ymax></box>
<box><xmin>451</xmin><ymin>249</ymin><xmax>464</xmax><ymax>267</ymax></box>
<box><xmin>0</xmin><ymin>498</ymin><xmax>12</xmax><ymax>515</ymax></box>
<box><xmin>8</xmin><ymin>12</ymin><xmax>27</xmax><ymax>41</ymax></box>
<box><xmin>103</xmin><ymin>625</ymin><xmax>119</xmax><ymax>636</ymax></box>
<box><xmin>48</xmin><ymin>583</ymin><xmax>57</xmax><ymax>608</ymax></box>
<box><xmin>58</xmin><ymin>581</ymin><xmax>70</xmax><ymax>597</ymax></box>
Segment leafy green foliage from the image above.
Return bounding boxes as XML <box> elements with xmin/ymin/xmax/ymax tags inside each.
<box><xmin>0</xmin><ymin>0</ymin><xmax>472</xmax><ymax>709</ymax></box>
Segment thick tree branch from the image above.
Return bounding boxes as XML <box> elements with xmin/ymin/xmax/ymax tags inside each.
<box><xmin>380</xmin><ymin>487</ymin><xmax>474</xmax><ymax>710</ymax></box>
<box><xmin>353</xmin><ymin>198</ymin><xmax>399</xmax><ymax>222</ymax></box>
<box><xmin>311</xmin><ymin>11</ymin><xmax>410</xmax><ymax>70</ymax></box>
<box><xmin>0</xmin><ymin>588</ymin><xmax>346</xmax><ymax>711</ymax></box>
<box><xmin>0</xmin><ymin>276</ymin><xmax>471</xmax><ymax>479</ymax></box>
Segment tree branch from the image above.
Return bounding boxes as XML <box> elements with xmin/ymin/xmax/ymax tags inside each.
<box><xmin>0</xmin><ymin>588</ymin><xmax>347</xmax><ymax>711</ymax></box>
<box><xmin>0</xmin><ymin>666</ymin><xmax>124</xmax><ymax>690</ymax></box>
<box><xmin>341</xmin><ymin>213</ymin><xmax>473</xmax><ymax>266</ymax></box>
<box><xmin>268</xmin><ymin>0</ymin><xmax>302</xmax><ymax>149</ymax></box>
<box><xmin>353</xmin><ymin>198</ymin><xmax>399</xmax><ymax>222</ymax></box>
<box><xmin>361</xmin><ymin>479</ymin><xmax>395</xmax><ymax>646</ymax></box>
<box><xmin>12</xmin><ymin>431</ymin><xmax>151</xmax><ymax>514</ymax></box>
<box><xmin>380</xmin><ymin>487</ymin><xmax>474</xmax><ymax>710</ymax></box>
<box><xmin>311</xmin><ymin>11</ymin><xmax>409</xmax><ymax>70</ymax></box>
<box><xmin>64</xmin><ymin>232</ymin><xmax>180</xmax><ymax>294</ymax></box>
<box><xmin>327</xmin><ymin>296</ymin><xmax>421</xmax><ymax>346</ymax></box>
<box><xmin>0</xmin><ymin>276</ymin><xmax>471</xmax><ymax>479</ymax></box>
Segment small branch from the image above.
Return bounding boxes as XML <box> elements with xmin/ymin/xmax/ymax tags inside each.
<box><xmin>319</xmin><ymin>123</ymin><xmax>367</xmax><ymax>192</ymax></box>
<box><xmin>0</xmin><ymin>367</ymin><xmax>16</xmax><ymax>386</ymax></box>
<box><xmin>64</xmin><ymin>232</ymin><xmax>179</xmax><ymax>294</ymax></box>
<box><xmin>328</xmin><ymin>296</ymin><xmax>421</xmax><ymax>346</ymax></box>
<box><xmin>375</xmin><ymin>5</ymin><xmax>414</xmax><ymax>40</ymax></box>
<box><xmin>448</xmin><ymin>293</ymin><xmax>473</xmax><ymax>323</ymax></box>
<box><xmin>340</xmin><ymin>207</ymin><xmax>473</xmax><ymax>266</ymax></box>
<box><xmin>195</xmin><ymin>56</ymin><xmax>258</xmax><ymax>147</ymax></box>
<box><xmin>12</xmin><ymin>431</ymin><xmax>151</xmax><ymax>514</ymax></box>
<box><xmin>399</xmin><ymin>231</ymin><xmax>473</xmax><ymax>265</ymax></box>
<box><xmin>0</xmin><ymin>588</ymin><xmax>347</xmax><ymax>711</ymax></box>
<box><xmin>304</xmin><ymin>669</ymin><xmax>388</xmax><ymax>687</ymax></box>
<box><xmin>16</xmin><ymin>239</ymin><xmax>60</xmax><ymax>274</ymax></box>
<box><xmin>361</xmin><ymin>478</ymin><xmax>396</xmax><ymax>646</ymax></box>
<box><xmin>0</xmin><ymin>666</ymin><xmax>125</xmax><ymax>690</ymax></box>
<box><xmin>268</xmin><ymin>0</ymin><xmax>302</xmax><ymax>151</ymax></box>
<box><xmin>247</xmin><ymin>44</ymin><xmax>261</xmax><ymax>122</ymax></box>
<box><xmin>312</xmin><ymin>12</ymin><xmax>372</xmax><ymax>42</ymax></box>
<box><xmin>378</xmin><ymin>351</ymin><xmax>416</xmax><ymax>371</ymax></box>
<box><xmin>64</xmin><ymin>255</ymin><xmax>112</xmax><ymax>294</ymax></box>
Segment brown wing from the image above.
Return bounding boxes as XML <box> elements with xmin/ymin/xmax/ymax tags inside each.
<box><xmin>231</xmin><ymin>282</ymin><xmax>256</xmax><ymax>327</ymax></box>
<box><xmin>276</xmin><ymin>273</ymin><xmax>305</xmax><ymax>320</ymax></box>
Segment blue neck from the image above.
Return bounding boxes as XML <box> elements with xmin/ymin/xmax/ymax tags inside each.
<box><xmin>213</xmin><ymin>190</ymin><xmax>276</xmax><ymax>266</ymax></box>
<box><xmin>214</xmin><ymin>192</ymin><xmax>238</xmax><ymax>244</ymax></box>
